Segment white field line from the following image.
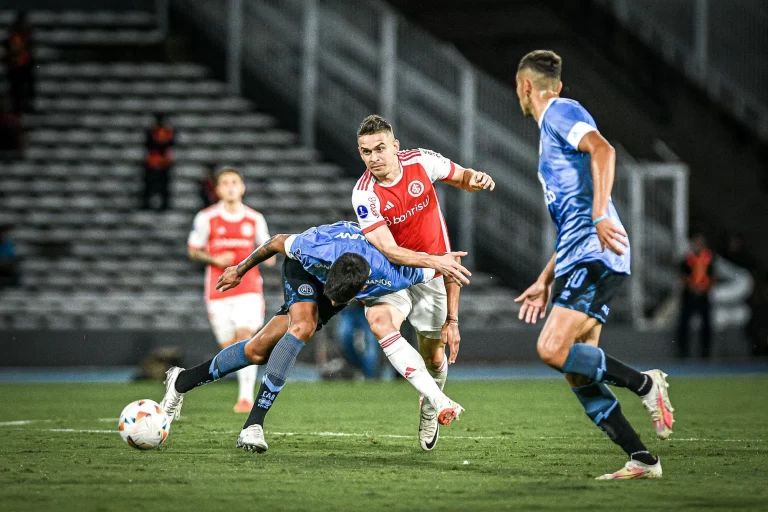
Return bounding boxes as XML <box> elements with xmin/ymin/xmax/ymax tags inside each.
<box><xmin>1</xmin><ymin>420</ymin><xmax>764</xmax><ymax>443</ymax></box>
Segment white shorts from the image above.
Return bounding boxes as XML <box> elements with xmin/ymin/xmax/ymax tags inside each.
<box><xmin>206</xmin><ymin>293</ymin><xmax>266</xmax><ymax>344</ymax></box>
<box><xmin>365</xmin><ymin>278</ymin><xmax>447</xmax><ymax>339</ymax></box>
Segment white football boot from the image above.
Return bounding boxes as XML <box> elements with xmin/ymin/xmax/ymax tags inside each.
<box><xmin>640</xmin><ymin>370</ymin><xmax>675</xmax><ymax>440</ymax></box>
<box><xmin>418</xmin><ymin>394</ymin><xmax>439</xmax><ymax>451</ymax></box>
<box><xmin>236</xmin><ymin>424</ymin><xmax>268</xmax><ymax>453</ymax></box>
<box><xmin>596</xmin><ymin>457</ymin><xmax>662</xmax><ymax>480</ymax></box>
<box><xmin>432</xmin><ymin>394</ymin><xmax>464</xmax><ymax>426</ymax></box>
<box><xmin>160</xmin><ymin>366</ymin><xmax>185</xmax><ymax>421</ymax></box>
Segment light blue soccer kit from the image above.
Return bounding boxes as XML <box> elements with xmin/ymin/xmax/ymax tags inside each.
<box><xmin>537</xmin><ymin>98</ymin><xmax>631</xmax><ymax>323</ymax></box>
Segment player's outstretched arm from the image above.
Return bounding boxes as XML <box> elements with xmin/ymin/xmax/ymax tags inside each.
<box><xmin>514</xmin><ymin>252</ymin><xmax>556</xmax><ymax>324</ymax></box>
<box><xmin>189</xmin><ymin>247</ymin><xmax>235</xmax><ymax>269</ymax></box>
<box><xmin>578</xmin><ymin>131</ymin><xmax>628</xmax><ymax>256</ymax></box>
<box><xmin>364</xmin><ymin>225</ymin><xmax>471</xmax><ymax>286</ymax></box>
<box><xmin>216</xmin><ymin>234</ymin><xmax>288</xmax><ymax>292</ymax></box>
<box><xmin>443</xmin><ymin>167</ymin><xmax>495</xmax><ymax>193</ymax></box>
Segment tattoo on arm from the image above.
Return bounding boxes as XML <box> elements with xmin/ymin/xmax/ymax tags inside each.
<box><xmin>236</xmin><ymin>235</ymin><xmax>284</xmax><ymax>277</ymax></box>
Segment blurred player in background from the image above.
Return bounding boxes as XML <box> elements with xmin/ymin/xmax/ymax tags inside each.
<box><xmin>352</xmin><ymin>115</ymin><xmax>495</xmax><ymax>451</ymax></box>
<box><xmin>514</xmin><ymin>50</ymin><xmax>674</xmax><ymax>480</ymax></box>
<box><xmin>187</xmin><ymin>167</ymin><xmax>274</xmax><ymax>412</ymax></box>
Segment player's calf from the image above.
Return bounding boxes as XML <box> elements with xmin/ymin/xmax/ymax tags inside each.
<box><xmin>572</xmin><ymin>381</ymin><xmax>658</xmax><ymax>467</ymax></box>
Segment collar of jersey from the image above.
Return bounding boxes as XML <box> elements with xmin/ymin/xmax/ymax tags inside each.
<box><xmin>374</xmin><ymin>161</ymin><xmax>405</xmax><ymax>188</ymax></box>
<box><xmin>216</xmin><ymin>201</ymin><xmax>246</xmax><ymax>222</ymax></box>
<box><xmin>538</xmin><ymin>97</ymin><xmax>558</xmax><ymax>128</ymax></box>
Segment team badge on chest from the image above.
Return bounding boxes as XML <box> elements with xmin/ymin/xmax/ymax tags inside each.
<box><xmin>408</xmin><ymin>180</ymin><xmax>424</xmax><ymax>197</ymax></box>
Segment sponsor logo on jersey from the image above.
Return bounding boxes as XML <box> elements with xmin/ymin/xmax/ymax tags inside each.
<box><xmin>383</xmin><ymin>201</ymin><xmax>395</xmax><ymax>211</ymax></box>
<box><xmin>356</xmin><ymin>205</ymin><xmax>369</xmax><ymax>219</ymax></box>
<box><xmin>211</xmin><ymin>238</ymin><xmax>253</xmax><ymax>249</ymax></box>
<box><xmin>216</xmin><ymin>226</ymin><xmax>227</xmax><ymax>235</ymax></box>
<box><xmin>334</xmin><ymin>232</ymin><xmax>366</xmax><ymax>240</ymax></box>
<box><xmin>385</xmin><ymin>195</ymin><xmax>430</xmax><ymax>226</ymax></box>
<box><xmin>298</xmin><ymin>284</ymin><xmax>314</xmax><ymax>296</ymax></box>
<box><xmin>240</xmin><ymin>223</ymin><xmax>254</xmax><ymax>237</ymax></box>
<box><xmin>408</xmin><ymin>180</ymin><xmax>424</xmax><ymax>197</ymax></box>
<box><xmin>366</xmin><ymin>277</ymin><xmax>393</xmax><ymax>287</ymax></box>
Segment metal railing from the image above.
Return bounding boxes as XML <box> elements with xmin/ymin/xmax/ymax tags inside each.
<box><xmin>171</xmin><ymin>0</ymin><xmax>689</xmax><ymax>326</ymax></box>
<box><xmin>598</xmin><ymin>0</ymin><xmax>768</xmax><ymax>142</ymax></box>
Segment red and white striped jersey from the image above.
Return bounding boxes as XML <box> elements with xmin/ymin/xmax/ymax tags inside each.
<box><xmin>352</xmin><ymin>148</ymin><xmax>458</xmax><ymax>255</ymax></box>
<box><xmin>187</xmin><ymin>202</ymin><xmax>270</xmax><ymax>301</ymax></box>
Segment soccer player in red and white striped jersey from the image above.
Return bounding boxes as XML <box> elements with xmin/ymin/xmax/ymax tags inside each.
<box><xmin>188</xmin><ymin>168</ymin><xmax>274</xmax><ymax>413</ymax></box>
<box><xmin>352</xmin><ymin>115</ymin><xmax>495</xmax><ymax>451</ymax></box>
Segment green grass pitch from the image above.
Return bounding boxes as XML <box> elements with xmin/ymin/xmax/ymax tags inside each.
<box><xmin>1</xmin><ymin>377</ymin><xmax>767</xmax><ymax>511</ymax></box>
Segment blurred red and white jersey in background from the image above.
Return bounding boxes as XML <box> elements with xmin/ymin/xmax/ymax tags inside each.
<box><xmin>187</xmin><ymin>202</ymin><xmax>270</xmax><ymax>301</ymax></box>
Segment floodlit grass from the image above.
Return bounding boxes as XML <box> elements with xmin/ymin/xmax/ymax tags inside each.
<box><xmin>1</xmin><ymin>377</ymin><xmax>767</xmax><ymax>511</ymax></box>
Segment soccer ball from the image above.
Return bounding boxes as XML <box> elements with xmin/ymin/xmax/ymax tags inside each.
<box><xmin>118</xmin><ymin>399</ymin><xmax>170</xmax><ymax>450</ymax></box>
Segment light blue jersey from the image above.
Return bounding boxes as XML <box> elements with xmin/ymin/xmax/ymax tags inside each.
<box><xmin>538</xmin><ymin>98</ymin><xmax>631</xmax><ymax>277</ymax></box>
<box><xmin>285</xmin><ymin>221</ymin><xmax>432</xmax><ymax>300</ymax></box>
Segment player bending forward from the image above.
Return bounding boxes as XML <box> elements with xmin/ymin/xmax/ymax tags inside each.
<box><xmin>187</xmin><ymin>168</ymin><xmax>274</xmax><ymax>413</ymax></box>
<box><xmin>161</xmin><ymin>221</ymin><xmax>467</xmax><ymax>452</ymax></box>
<box><xmin>514</xmin><ymin>50</ymin><xmax>674</xmax><ymax>480</ymax></box>
<box><xmin>352</xmin><ymin>115</ymin><xmax>494</xmax><ymax>451</ymax></box>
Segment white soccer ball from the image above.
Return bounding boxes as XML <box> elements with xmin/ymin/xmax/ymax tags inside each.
<box><xmin>118</xmin><ymin>399</ymin><xmax>170</xmax><ymax>450</ymax></box>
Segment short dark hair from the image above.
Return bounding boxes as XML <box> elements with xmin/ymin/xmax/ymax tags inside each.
<box><xmin>324</xmin><ymin>253</ymin><xmax>371</xmax><ymax>304</ymax></box>
<box><xmin>357</xmin><ymin>114</ymin><xmax>393</xmax><ymax>138</ymax></box>
<box><xmin>216</xmin><ymin>166</ymin><xmax>244</xmax><ymax>185</ymax></box>
<box><xmin>518</xmin><ymin>50</ymin><xmax>562</xmax><ymax>83</ymax></box>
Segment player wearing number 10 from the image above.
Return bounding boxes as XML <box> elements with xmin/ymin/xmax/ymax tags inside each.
<box><xmin>513</xmin><ymin>50</ymin><xmax>675</xmax><ymax>480</ymax></box>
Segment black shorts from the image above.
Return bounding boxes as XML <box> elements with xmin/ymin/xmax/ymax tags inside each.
<box><xmin>274</xmin><ymin>258</ymin><xmax>346</xmax><ymax>331</ymax></box>
<box><xmin>551</xmin><ymin>261</ymin><xmax>627</xmax><ymax>323</ymax></box>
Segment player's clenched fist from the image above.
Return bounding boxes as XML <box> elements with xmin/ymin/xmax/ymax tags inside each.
<box><xmin>216</xmin><ymin>266</ymin><xmax>242</xmax><ymax>292</ymax></box>
<box><xmin>469</xmin><ymin>171</ymin><xmax>495</xmax><ymax>191</ymax></box>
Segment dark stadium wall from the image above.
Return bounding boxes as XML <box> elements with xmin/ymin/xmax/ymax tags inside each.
<box><xmin>0</xmin><ymin>0</ymin><xmax>154</xmax><ymax>9</ymax></box>
<box><xmin>0</xmin><ymin>327</ymin><xmax>751</xmax><ymax>367</ymax></box>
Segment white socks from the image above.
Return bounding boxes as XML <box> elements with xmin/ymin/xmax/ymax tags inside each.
<box><xmin>379</xmin><ymin>332</ymin><xmax>445</xmax><ymax>406</ymax></box>
<box><xmin>237</xmin><ymin>365</ymin><xmax>257</xmax><ymax>402</ymax></box>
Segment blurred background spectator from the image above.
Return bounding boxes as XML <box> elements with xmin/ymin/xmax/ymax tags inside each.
<box><xmin>0</xmin><ymin>94</ymin><xmax>23</xmax><ymax>158</ymax></box>
<box><xmin>198</xmin><ymin>163</ymin><xmax>218</xmax><ymax>208</ymax></box>
<box><xmin>677</xmin><ymin>232</ymin><xmax>714</xmax><ymax>358</ymax></box>
<box><xmin>0</xmin><ymin>225</ymin><xmax>21</xmax><ymax>289</ymax></box>
<box><xmin>141</xmin><ymin>113</ymin><xmax>175</xmax><ymax>211</ymax></box>
<box><xmin>3</xmin><ymin>10</ymin><xmax>34</xmax><ymax>115</ymax></box>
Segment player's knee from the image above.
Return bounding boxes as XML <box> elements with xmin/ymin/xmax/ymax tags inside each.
<box><xmin>421</xmin><ymin>344</ymin><xmax>444</xmax><ymax>369</ymax></box>
<box><xmin>288</xmin><ymin>319</ymin><xmax>316</xmax><ymax>341</ymax></box>
<box><xmin>536</xmin><ymin>334</ymin><xmax>569</xmax><ymax>368</ymax></box>
<box><xmin>366</xmin><ymin>312</ymin><xmax>395</xmax><ymax>338</ymax></box>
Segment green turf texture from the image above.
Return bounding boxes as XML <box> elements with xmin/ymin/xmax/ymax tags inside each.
<box><xmin>1</xmin><ymin>377</ymin><xmax>767</xmax><ymax>511</ymax></box>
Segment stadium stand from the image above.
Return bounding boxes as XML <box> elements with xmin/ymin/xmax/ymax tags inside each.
<box><xmin>0</xmin><ymin>9</ymin><xmax>518</xmax><ymax>331</ymax></box>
